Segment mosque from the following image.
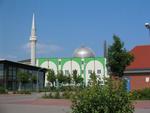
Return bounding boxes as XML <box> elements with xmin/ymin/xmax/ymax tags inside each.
<box><xmin>28</xmin><ymin>14</ymin><xmax>108</xmax><ymax>86</ymax></box>
<box><xmin>37</xmin><ymin>47</ymin><xmax>107</xmax><ymax>86</ymax></box>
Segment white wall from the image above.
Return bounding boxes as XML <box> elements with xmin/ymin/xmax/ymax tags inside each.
<box><xmin>40</xmin><ymin>61</ymin><xmax>57</xmax><ymax>86</ymax></box>
<box><xmin>85</xmin><ymin>60</ymin><xmax>104</xmax><ymax>85</ymax></box>
<box><xmin>62</xmin><ymin>60</ymin><xmax>80</xmax><ymax>75</ymax></box>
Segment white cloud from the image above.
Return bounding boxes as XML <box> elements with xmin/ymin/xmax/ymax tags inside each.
<box><xmin>0</xmin><ymin>55</ymin><xmax>18</xmax><ymax>61</ymax></box>
<box><xmin>23</xmin><ymin>42</ymin><xmax>63</xmax><ymax>55</ymax></box>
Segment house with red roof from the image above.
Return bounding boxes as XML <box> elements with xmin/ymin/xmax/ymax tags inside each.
<box><xmin>124</xmin><ymin>45</ymin><xmax>150</xmax><ymax>91</ymax></box>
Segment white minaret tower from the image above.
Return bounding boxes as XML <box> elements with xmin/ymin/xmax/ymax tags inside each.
<box><xmin>30</xmin><ymin>13</ymin><xmax>37</xmax><ymax>66</ymax></box>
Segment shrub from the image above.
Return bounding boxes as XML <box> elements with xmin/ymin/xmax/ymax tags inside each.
<box><xmin>43</xmin><ymin>91</ymin><xmax>61</xmax><ymax>99</ymax></box>
<box><xmin>42</xmin><ymin>92</ymin><xmax>54</xmax><ymax>98</ymax></box>
<box><xmin>71</xmin><ymin>79</ymin><xmax>134</xmax><ymax>113</ymax></box>
<box><xmin>54</xmin><ymin>91</ymin><xmax>61</xmax><ymax>99</ymax></box>
<box><xmin>13</xmin><ymin>90</ymin><xmax>31</xmax><ymax>94</ymax></box>
<box><xmin>131</xmin><ymin>88</ymin><xmax>150</xmax><ymax>100</ymax></box>
<box><xmin>48</xmin><ymin>92</ymin><xmax>53</xmax><ymax>98</ymax></box>
<box><xmin>62</xmin><ymin>90</ymin><xmax>75</xmax><ymax>99</ymax></box>
<box><xmin>0</xmin><ymin>86</ymin><xmax>7</xmax><ymax>94</ymax></box>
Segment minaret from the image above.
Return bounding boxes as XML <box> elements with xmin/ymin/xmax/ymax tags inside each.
<box><xmin>30</xmin><ymin>13</ymin><xmax>37</xmax><ymax>66</ymax></box>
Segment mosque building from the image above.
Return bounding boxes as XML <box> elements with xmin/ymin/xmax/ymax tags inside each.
<box><xmin>36</xmin><ymin>47</ymin><xmax>107</xmax><ymax>86</ymax></box>
<box><xmin>28</xmin><ymin>14</ymin><xmax>108</xmax><ymax>86</ymax></box>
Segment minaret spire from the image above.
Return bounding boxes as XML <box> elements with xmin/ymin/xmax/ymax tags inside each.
<box><xmin>30</xmin><ymin>13</ymin><xmax>36</xmax><ymax>40</ymax></box>
<box><xmin>30</xmin><ymin>13</ymin><xmax>37</xmax><ymax>66</ymax></box>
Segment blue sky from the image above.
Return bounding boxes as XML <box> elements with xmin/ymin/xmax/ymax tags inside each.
<box><xmin>0</xmin><ymin>0</ymin><xmax>150</xmax><ymax>61</ymax></box>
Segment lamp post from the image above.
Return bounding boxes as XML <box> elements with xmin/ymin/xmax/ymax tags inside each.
<box><xmin>145</xmin><ymin>23</ymin><xmax>150</xmax><ymax>38</ymax></box>
<box><xmin>36</xmin><ymin>68</ymin><xmax>43</xmax><ymax>92</ymax></box>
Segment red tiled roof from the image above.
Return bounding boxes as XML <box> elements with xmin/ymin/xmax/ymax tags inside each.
<box><xmin>127</xmin><ymin>45</ymin><xmax>150</xmax><ymax>69</ymax></box>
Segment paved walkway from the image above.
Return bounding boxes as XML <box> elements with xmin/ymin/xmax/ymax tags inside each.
<box><xmin>0</xmin><ymin>93</ymin><xmax>71</xmax><ymax>113</ymax></box>
<box><xmin>0</xmin><ymin>93</ymin><xmax>150</xmax><ymax>113</ymax></box>
<box><xmin>0</xmin><ymin>104</ymin><xmax>71</xmax><ymax>113</ymax></box>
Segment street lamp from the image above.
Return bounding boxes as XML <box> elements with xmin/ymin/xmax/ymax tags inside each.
<box><xmin>145</xmin><ymin>23</ymin><xmax>150</xmax><ymax>37</ymax></box>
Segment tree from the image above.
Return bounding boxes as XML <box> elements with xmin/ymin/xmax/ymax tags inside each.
<box><xmin>73</xmin><ymin>70</ymin><xmax>83</xmax><ymax>86</ymax></box>
<box><xmin>66</xmin><ymin>74</ymin><xmax>72</xmax><ymax>85</ymax></box>
<box><xmin>76</xmin><ymin>76</ymin><xmax>84</xmax><ymax>85</ymax></box>
<box><xmin>72</xmin><ymin>70</ymin><xmax>78</xmax><ymax>85</ymax></box>
<box><xmin>89</xmin><ymin>72</ymin><xmax>97</xmax><ymax>86</ymax></box>
<box><xmin>107</xmin><ymin>35</ymin><xmax>134</xmax><ymax>77</ymax></box>
<box><xmin>47</xmin><ymin>69</ymin><xmax>56</xmax><ymax>87</ymax></box>
<box><xmin>17</xmin><ymin>71</ymin><xmax>30</xmax><ymax>91</ymax></box>
<box><xmin>57</xmin><ymin>70</ymin><xmax>65</xmax><ymax>85</ymax></box>
<box><xmin>31</xmin><ymin>74</ymin><xmax>37</xmax><ymax>89</ymax></box>
<box><xmin>71</xmin><ymin>78</ymin><xmax>134</xmax><ymax>113</ymax></box>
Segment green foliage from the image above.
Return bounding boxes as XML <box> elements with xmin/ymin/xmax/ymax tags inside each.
<box><xmin>13</xmin><ymin>90</ymin><xmax>31</xmax><ymax>94</ymax></box>
<box><xmin>71</xmin><ymin>78</ymin><xmax>134</xmax><ymax>113</ymax></box>
<box><xmin>62</xmin><ymin>90</ymin><xmax>74</xmax><ymax>99</ymax></box>
<box><xmin>43</xmin><ymin>91</ymin><xmax>61</xmax><ymax>99</ymax></box>
<box><xmin>76</xmin><ymin>76</ymin><xmax>84</xmax><ymax>85</ymax></box>
<box><xmin>47</xmin><ymin>69</ymin><xmax>56</xmax><ymax>86</ymax></box>
<box><xmin>57</xmin><ymin>70</ymin><xmax>65</xmax><ymax>84</ymax></box>
<box><xmin>89</xmin><ymin>72</ymin><xmax>97</xmax><ymax>85</ymax></box>
<box><xmin>72</xmin><ymin>70</ymin><xmax>84</xmax><ymax>85</ymax></box>
<box><xmin>31</xmin><ymin>75</ymin><xmax>37</xmax><ymax>84</ymax></box>
<box><xmin>17</xmin><ymin>71</ymin><xmax>30</xmax><ymax>91</ymax></box>
<box><xmin>107</xmin><ymin>35</ymin><xmax>134</xmax><ymax>77</ymax></box>
<box><xmin>73</xmin><ymin>70</ymin><xmax>78</xmax><ymax>84</ymax></box>
<box><xmin>130</xmin><ymin>88</ymin><xmax>150</xmax><ymax>100</ymax></box>
<box><xmin>54</xmin><ymin>91</ymin><xmax>61</xmax><ymax>99</ymax></box>
<box><xmin>62</xmin><ymin>75</ymin><xmax>69</xmax><ymax>84</ymax></box>
<box><xmin>0</xmin><ymin>86</ymin><xmax>7</xmax><ymax>94</ymax></box>
<box><xmin>42</xmin><ymin>92</ymin><xmax>53</xmax><ymax>99</ymax></box>
<box><xmin>42</xmin><ymin>86</ymin><xmax>84</xmax><ymax>99</ymax></box>
<box><xmin>17</xmin><ymin>71</ymin><xmax>30</xmax><ymax>83</ymax></box>
<box><xmin>66</xmin><ymin>74</ymin><xmax>72</xmax><ymax>85</ymax></box>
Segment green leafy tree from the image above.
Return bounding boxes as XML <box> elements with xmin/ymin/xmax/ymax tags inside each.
<box><xmin>72</xmin><ymin>70</ymin><xmax>83</xmax><ymax>86</ymax></box>
<box><xmin>66</xmin><ymin>74</ymin><xmax>72</xmax><ymax>85</ymax></box>
<box><xmin>76</xmin><ymin>76</ymin><xmax>84</xmax><ymax>85</ymax></box>
<box><xmin>17</xmin><ymin>71</ymin><xmax>30</xmax><ymax>91</ymax></box>
<box><xmin>107</xmin><ymin>35</ymin><xmax>134</xmax><ymax>77</ymax></box>
<box><xmin>71</xmin><ymin>78</ymin><xmax>134</xmax><ymax>113</ymax></box>
<box><xmin>62</xmin><ymin>75</ymin><xmax>69</xmax><ymax>84</ymax></box>
<box><xmin>72</xmin><ymin>70</ymin><xmax>78</xmax><ymax>85</ymax></box>
<box><xmin>31</xmin><ymin>75</ymin><xmax>37</xmax><ymax>84</ymax></box>
<box><xmin>89</xmin><ymin>72</ymin><xmax>97</xmax><ymax>86</ymax></box>
<box><xmin>57</xmin><ymin>70</ymin><xmax>65</xmax><ymax>85</ymax></box>
<box><xmin>31</xmin><ymin>74</ymin><xmax>37</xmax><ymax>89</ymax></box>
<box><xmin>47</xmin><ymin>69</ymin><xmax>56</xmax><ymax>87</ymax></box>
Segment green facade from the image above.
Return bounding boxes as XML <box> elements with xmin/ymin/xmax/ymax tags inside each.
<box><xmin>37</xmin><ymin>57</ymin><xmax>107</xmax><ymax>86</ymax></box>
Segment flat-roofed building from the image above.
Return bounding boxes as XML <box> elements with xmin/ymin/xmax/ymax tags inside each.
<box><xmin>0</xmin><ymin>60</ymin><xmax>46</xmax><ymax>91</ymax></box>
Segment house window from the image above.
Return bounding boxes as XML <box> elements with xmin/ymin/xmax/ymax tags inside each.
<box><xmin>97</xmin><ymin>70</ymin><xmax>101</xmax><ymax>74</ymax></box>
<box><xmin>145</xmin><ymin>77</ymin><xmax>150</xmax><ymax>83</ymax></box>
<box><xmin>65</xmin><ymin>70</ymin><xmax>69</xmax><ymax>75</ymax></box>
